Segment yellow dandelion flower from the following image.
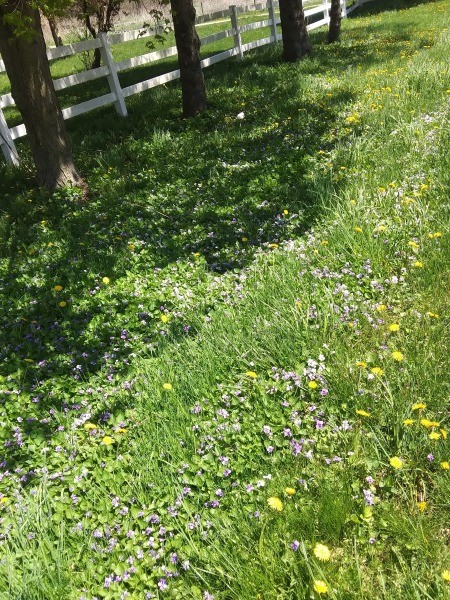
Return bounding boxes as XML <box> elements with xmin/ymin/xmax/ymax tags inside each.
<box><xmin>163</xmin><ymin>383</ymin><xmax>173</xmax><ymax>391</ymax></box>
<box><xmin>440</xmin><ymin>461</ymin><xmax>449</xmax><ymax>470</ymax></box>
<box><xmin>283</xmin><ymin>209</ymin><xmax>289</xmax><ymax>215</ymax></box>
<box><xmin>426</xmin><ymin>312</ymin><xmax>439</xmax><ymax>318</ymax></box>
<box><xmin>54</xmin><ymin>285</ymin><xmax>63</xmax><ymax>292</ymax></box>
<box><xmin>442</xmin><ymin>570</ymin><xmax>450</xmax><ymax>582</ymax></box>
<box><xmin>403</xmin><ymin>419</ymin><xmax>414</xmax><ymax>426</ymax></box>
<box><xmin>356</xmin><ymin>361</ymin><xmax>367</xmax><ymax>368</ymax></box>
<box><xmin>440</xmin><ymin>429</ymin><xmax>447</xmax><ymax>440</ymax></box>
<box><xmin>413</xmin><ymin>261</ymin><xmax>423</xmax><ymax>268</ymax></box>
<box><xmin>313</xmin><ymin>543</ymin><xmax>331</xmax><ymax>562</ymax></box>
<box><xmin>160</xmin><ymin>314</ymin><xmax>169</xmax><ymax>323</ymax></box>
<box><xmin>429</xmin><ymin>432</ymin><xmax>441</xmax><ymax>440</ymax></box>
<box><xmin>245</xmin><ymin>371</ymin><xmax>257</xmax><ymax>379</ymax></box>
<box><xmin>267</xmin><ymin>497</ymin><xmax>283</xmax><ymax>511</ymax></box>
<box><xmin>428</xmin><ymin>232</ymin><xmax>442</xmax><ymax>239</ymax></box>
<box><xmin>84</xmin><ymin>423</ymin><xmax>97</xmax><ymax>431</ymax></box>
<box><xmin>313</xmin><ymin>580</ymin><xmax>329</xmax><ymax>595</ymax></box>
<box><xmin>24</xmin><ymin>358</ymin><xmax>34</xmax><ymax>363</ymax></box>
<box><xmin>269</xmin><ymin>243</ymin><xmax>279</xmax><ymax>249</ymax></box>
<box><xmin>128</xmin><ymin>244</ymin><xmax>135</xmax><ymax>251</ymax></box>
<box><xmin>408</xmin><ymin>241</ymin><xmax>419</xmax><ymax>249</ymax></box>
<box><xmin>101</xmin><ymin>436</ymin><xmax>114</xmax><ymax>446</ymax></box>
<box><xmin>388</xmin><ymin>323</ymin><xmax>400</xmax><ymax>332</ymax></box>
<box><xmin>0</xmin><ymin>497</ymin><xmax>8</xmax><ymax>505</ymax></box>
<box><xmin>320</xmin><ymin>240</ymin><xmax>329</xmax><ymax>246</ymax></box>
<box><xmin>417</xmin><ymin>501</ymin><xmax>427</xmax><ymax>512</ymax></box>
<box><xmin>308</xmin><ymin>381</ymin><xmax>318</xmax><ymax>389</ymax></box>
<box><xmin>389</xmin><ymin>456</ymin><xmax>403</xmax><ymax>469</ymax></box>
<box><xmin>374</xmin><ymin>224</ymin><xmax>386</xmax><ymax>232</ymax></box>
<box><xmin>114</xmin><ymin>428</ymin><xmax>127</xmax><ymax>434</ymax></box>
<box><xmin>285</xmin><ymin>487</ymin><xmax>296</xmax><ymax>496</ymax></box>
<box><xmin>391</xmin><ymin>351</ymin><xmax>404</xmax><ymax>362</ymax></box>
<box><xmin>371</xmin><ymin>367</ymin><xmax>383</xmax><ymax>376</ymax></box>
<box><xmin>412</xmin><ymin>403</ymin><xmax>426</xmax><ymax>411</ymax></box>
<box><xmin>376</xmin><ymin>304</ymin><xmax>387</xmax><ymax>312</ymax></box>
<box><xmin>59</xmin><ymin>301</ymin><xmax>67</xmax><ymax>307</ymax></box>
<box><xmin>420</xmin><ymin>419</ymin><xmax>437</xmax><ymax>429</ymax></box>
<box><xmin>102</xmin><ymin>277</ymin><xmax>110</xmax><ymax>285</ymax></box>
<box><xmin>354</xmin><ymin>226</ymin><xmax>363</xmax><ymax>233</ymax></box>
<box><xmin>242</xmin><ymin>237</ymin><xmax>248</xmax><ymax>242</ymax></box>
<box><xmin>356</xmin><ymin>409</ymin><xmax>371</xmax><ymax>417</ymax></box>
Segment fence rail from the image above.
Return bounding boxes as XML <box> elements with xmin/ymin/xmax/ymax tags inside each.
<box><xmin>0</xmin><ymin>0</ymin><xmax>367</xmax><ymax>166</ymax></box>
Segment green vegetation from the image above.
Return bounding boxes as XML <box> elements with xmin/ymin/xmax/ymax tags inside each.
<box><xmin>0</xmin><ymin>0</ymin><xmax>449</xmax><ymax>598</ymax></box>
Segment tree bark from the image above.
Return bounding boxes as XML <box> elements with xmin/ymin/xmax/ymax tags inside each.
<box><xmin>170</xmin><ymin>0</ymin><xmax>206</xmax><ymax>117</ymax></box>
<box><xmin>327</xmin><ymin>0</ymin><xmax>342</xmax><ymax>43</ymax></box>
<box><xmin>278</xmin><ymin>0</ymin><xmax>311</xmax><ymax>62</ymax></box>
<box><xmin>0</xmin><ymin>1</ymin><xmax>84</xmax><ymax>191</ymax></box>
<box><xmin>47</xmin><ymin>15</ymin><xmax>63</xmax><ymax>47</ymax></box>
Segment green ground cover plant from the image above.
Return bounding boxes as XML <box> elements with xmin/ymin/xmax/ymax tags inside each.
<box><xmin>0</xmin><ymin>0</ymin><xmax>449</xmax><ymax>598</ymax></box>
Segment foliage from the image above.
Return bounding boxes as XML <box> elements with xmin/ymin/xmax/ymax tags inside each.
<box><xmin>0</xmin><ymin>0</ymin><xmax>449</xmax><ymax>597</ymax></box>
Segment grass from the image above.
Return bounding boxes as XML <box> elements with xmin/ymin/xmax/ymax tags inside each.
<box><xmin>0</xmin><ymin>0</ymin><xmax>450</xmax><ymax>598</ymax></box>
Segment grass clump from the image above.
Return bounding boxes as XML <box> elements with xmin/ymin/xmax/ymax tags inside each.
<box><xmin>0</xmin><ymin>1</ymin><xmax>449</xmax><ymax>598</ymax></box>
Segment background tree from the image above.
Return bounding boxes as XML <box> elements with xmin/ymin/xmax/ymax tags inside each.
<box><xmin>0</xmin><ymin>1</ymin><xmax>83</xmax><ymax>190</ymax></box>
<box><xmin>327</xmin><ymin>0</ymin><xmax>342</xmax><ymax>43</ymax></box>
<box><xmin>278</xmin><ymin>0</ymin><xmax>311</xmax><ymax>62</ymax></box>
<box><xmin>76</xmin><ymin>0</ymin><xmax>122</xmax><ymax>68</ymax></box>
<box><xmin>170</xmin><ymin>0</ymin><xmax>206</xmax><ymax>117</ymax></box>
<box><xmin>46</xmin><ymin>14</ymin><xmax>63</xmax><ymax>46</ymax></box>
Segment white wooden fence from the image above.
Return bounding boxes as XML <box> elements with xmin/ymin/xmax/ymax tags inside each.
<box><xmin>0</xmin><ymin>0</ymin><xmax>366</xmax><ymax>166</ymax></box>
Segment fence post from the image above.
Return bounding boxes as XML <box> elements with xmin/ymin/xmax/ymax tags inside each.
<box><xmin>268</xmin><ymin>0</ymin><xmax>278</xmax><ymax>43</ymax></box>
<box><xmin>230</xmin><ymin>5</ymin><xmax>244</xmax><ymax>59</ymax></box>
<box><xmin>323</xmin><ymin>0</ymin><xmax>330</xmax><ymax>23</ymax></box>
<box><xmin>98</xmin><ymin>33</ymin><xmax>127</xmax><ymax>117</ymax></box>
<box><xmin>0</xmin><ymin>106</ymin><xmax>19</xmax><ymax>167</ymax></box>
<box><xmin>342</xmin><ymin>0</ymin><xmax>347</xmax><ymax>17</ymax></box>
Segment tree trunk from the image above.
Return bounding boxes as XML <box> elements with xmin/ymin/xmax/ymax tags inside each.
<box><xmin>47</xmin><ymin>15</ymin><xmax>63</xmax><ymax>47</ymax></box>
<box><xmin>278</xmin><ymin>0</ymin><xmax>311</xmax><ymax>62</ymax></box>
<box><xmin>327</xmin><ymin>0</ymin><xmax>342</xmax><ymax>43</ymax></box>
<box><xmin>0</xmin><ymin>2</ymin><xmax>84</xmax><ymax>191</ymax></box>
<box><xmin>170</xmin><ymin>0</ymin><xmax>206</xmax><ymax>117</ymax></box>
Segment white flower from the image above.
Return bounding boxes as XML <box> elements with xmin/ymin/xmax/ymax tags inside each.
<box><xmin>237</xmin><ymin>112</ymin><xmax>245</xmax><ymax>119</ymax></box>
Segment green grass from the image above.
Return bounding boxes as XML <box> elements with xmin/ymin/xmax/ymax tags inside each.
<box><xmin>0</xmin><ymin>0</ymin><xmax>450</xmax><ymax>598</ymax></box>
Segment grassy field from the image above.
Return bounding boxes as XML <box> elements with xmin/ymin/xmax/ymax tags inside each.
<box><xmin>0</xmin><ymin>0</ymin><xmax>450</xmax><ymax>598</ymax></box>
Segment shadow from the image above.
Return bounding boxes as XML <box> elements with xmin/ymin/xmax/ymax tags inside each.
<box><xmin>0</xmin><ymin>0</ymin><xmax>435</xmax><ymax>471</ymax></box>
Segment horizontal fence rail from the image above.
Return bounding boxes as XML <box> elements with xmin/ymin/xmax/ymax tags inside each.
<box><xmin>0</xmin><ymin>0</ymin><xmax>368</xmax><ymax>166</ymax></box>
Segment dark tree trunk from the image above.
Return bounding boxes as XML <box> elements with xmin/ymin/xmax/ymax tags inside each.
<box><xmin>327</xmin><ymin>0</ymin><xmax>342</xmax><ymax>43</ymax></box>
<box><xmin>47</xmin><ymin>15</ymin><xmax>63</xmax><ymax>47</ymax></box>
<box><xmin>170</xmin><ymin>0</ymin><xmax>206</xmax><ymax>117</ymax></box>
<box><xmin>279</xmin><ymin>0</ymin><xmax>311</xmax><ymax>62</ymax></box>
<box><xmin>0</xmin><ymin>2</ymin><xmax>84</xmax><ymax>191</ymax></box>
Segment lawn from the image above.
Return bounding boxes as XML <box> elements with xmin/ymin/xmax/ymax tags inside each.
<box><xmin>0</xmin><ymin>0</ymin><xmax>449</xmax><ymax>598</ymax></box>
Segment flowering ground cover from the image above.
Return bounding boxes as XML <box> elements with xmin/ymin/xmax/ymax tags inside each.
<box><xmin>0</xmin><ymin>0</ymin><xmax>449</xmax><ymax>597</ymax></box>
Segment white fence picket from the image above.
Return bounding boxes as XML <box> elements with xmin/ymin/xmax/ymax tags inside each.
<box><xmin>0</xmin><ymin>0</ymin><xmax>366</xmax><ymax>166</ymax></box>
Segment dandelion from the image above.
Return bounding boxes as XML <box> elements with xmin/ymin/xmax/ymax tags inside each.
<box><xmin>285</xmin><ymin>487</ymin><xmax>296</xmax><ymax>496</ymax></box>
<box><xmin>242</xmin><ymin>237</ymin><xmax>248</xmax><ymax>242</ymax></box>
<box><xmin>420</xmin><ymin>419</ymin><xmax>439</xmax><ymax>428</ymax></box>
<box><xmin>268</xmin><ymin>243</ymin><xmax>279</xmax><ymax>249</ymax></box>
<box><xmin>391</xmin><ymin>351</ymin><xmax>404</xmax><ymax>361</ymax></box>
<box><xmin>426</xmin><ymin>312</ymin><xmax>439</xmax><ymax>318</ymax></box>
<box><xmin>412</xmin><ymin>402</ymin><xmax>426</xmax><ymax>411</ymax></box>
<box><xmin>246</xmin><ymin>371</ymin><xmax>257</xmax><ymax>379</ymax></box>
<box><xmin>429</xmin><ymin>432</ymin><xmax>441</xmax><ymax>440</ymax></box>
<box><xmin>308</xmin><ymin>381</ymin><xmax>318</xmax><ymax>390</ymax></box>
<box><xmin>403</xmin><ymin>419</ymin><xmax>414</xmax><ymax>426</ymax></box>
<box><xmin>356</xmin><ymin>361</ymin><xmax>367</xmax><ymax>368</ymax></box>
<box><xmin>356</xmin><ymin>409</ymin><xmax>371</xmax><ymax>417</ymax></box>
<box><xmin>376</xmin><ymin>304</ymin><xmax>387</xmax><ymax>312</ymax></box>
<box><xmin>84</xmin><ymin>423</ymin><xmax>97</xmax><ymax>431</ymax></box>
<box><xmin>442</xmin><ymin>570</ymin><xmax>450</xmax><ymax>582</ymax></box>
<box><xmin>163</xmin><ymin>383</ymin><xmax>173</xmax><ymax>391</ymax></box>
<box><xmin>389</xmin><ymin>456</ymin><xmax>403</xmax><ymax>469</ymax></box>
<box><xmin>428</xmin><ymin>232</ymin><xmax>442</xmax><ymax>238</ymax></box>
<box><xmin>354</xmin><ymin>226</ymin><xmax>363</xmax><ymax>233</ymax></box>
<box><xmin>417</xmin><ymin>501</ymin><xmax>427</xmax><ymax>512</ymax></box>
<box><xmin>283</xmin><ymin>209</ymin><xmax>289</xmax><ymax>215</ymax></box>
<box><xmin>388</xmin><ymin>323</ymin><xmax>400</xmax><ymax>332</ymax></box>
<box><xmin>59</xmin><ymin>301</ymin><xmax>67</xmax><ymax>307</ymax></box>
<box><xmin>413</xmin><ymin>261</ymin><xmax>423</xmax><ymax>268</ymax></box>
<box><xmin>267</xmin><ymin>497</ymin><xmax>283</xmax><ymax>511</ymax></box>
<box><xmin>371</xmin><ymin>367</ymin><xmax>383</xmax><ymax>376</ymax></box>
<box><xmin>440</xmin><ymin>429</ymin><xmax>447</xmax><ymax>440</ymax></box>
<box><xmin>441</xmin><ymin>462</ymin><xmax>450</xmax><ymax>470</ymax></box>
<box><xmin>102</xmin><ymin>277</ymin><xmax>110</xmax><ymax>285</ymax></box>
<box><xmin>24</xmin><ymin>358</ymin><xmax>34</xmax><ymax>363</ymax></box>
<box><xmin>408</xmin><ymin>241</ymin><xmax>419</xmax><ymax>250</ymax></box>
<box><xmin>101</xmin><ymin>436</ymin><xmax>114</xmax><ymax>446</ymax></box>
<box><xmin>313</xmin><ymin>543</ymin><xmax>331</xmax><ymax>562</ymax></box>
<box><xmin>313</xmin><ymin>580</ymin><xmax>329</xmax><ymax>594</ymax></box>
<box><xmin>0</xmin><ymin>497</ymin><xmax>8</xmax><ymax>505</ymax></box>
<box><xmin>160</xmin><ymin>314</ymin><xmax>169</xmax><ymax>323</ymax></box>
<box><xmin>54</xmin><ymin>285</ymin><xmax>63</xmax><ymax>291</ymax></box>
